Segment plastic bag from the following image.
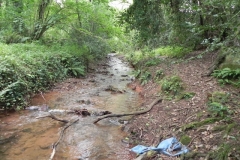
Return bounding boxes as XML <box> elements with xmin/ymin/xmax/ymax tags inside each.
<box><xmin>131</xmin><ymin>137</ymin><xmax>189</xmax><ymax>157</ymax></box>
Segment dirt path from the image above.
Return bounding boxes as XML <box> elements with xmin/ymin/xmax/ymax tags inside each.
<box><xmin>126</xmin><ymin>51</ymin><xmax>240</xmax><ymax>159</ymax></box>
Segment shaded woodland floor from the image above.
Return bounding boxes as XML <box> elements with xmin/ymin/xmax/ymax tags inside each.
<box><xmin>125</xmin><ymin>51</ymin><xmax>240</xmax><ymax>160</ymax></box>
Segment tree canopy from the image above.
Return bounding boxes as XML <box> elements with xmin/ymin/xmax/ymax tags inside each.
<box><xmin>121</xmin><ymin>0</ymin><xmax>240</xmax><ymax>49</ymax></box>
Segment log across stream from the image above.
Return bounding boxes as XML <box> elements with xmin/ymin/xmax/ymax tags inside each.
<box><xmin>0</xmin><ymin>54</ymin><xmax>143</xmax><ymax>160</ymax></box>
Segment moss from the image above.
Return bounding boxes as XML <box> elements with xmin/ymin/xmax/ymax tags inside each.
<box><xmin>220</xmin><ymin>63</ymin><xmax>240</xmax><ymax>70</ymax></box>
<box><xmin>210</xmin><ymin>91</ymin><xmax>229</xmax><ymax>104</ymax></box>
<box><xmin>212</xmin><ymin>124</ymin><xmax>227</xmax><ymax>132</ymax></box>
<box><xmin>180</xmin><ymin>152</ymin><xmax>206</xmax><ymax>160</ymax></box>
<box><xmin>196</xmin><ymin>111</ymin><xmax>204</xmax><ymax>119</ymax></box>
<box><xmin>182</xmin><ymin>117</ymin><xmax>222</xmax><ymax>131</ymax></box>
<box><xmin>225</xmin><ymin>123</ymin><xmax>236</xmax><ymax>135</ymax></box>
<box><xmin>180</xmin><ymin>135</ymin><xmax>191</xmax><ymax>145</ymax></box>
<box><xmin>219</xmin><ymin>48</ymin><xmax>240</xmax><ymax>70</ymax></box>
<box><xmin>177</xmin><ymin>92</ymin><xmax>195</xmax><ymax>100</ymax></box>
<box><xmin>208</xmin><ymin>144</ymin><xmax>231</xmax><ymax>160</ymax></box>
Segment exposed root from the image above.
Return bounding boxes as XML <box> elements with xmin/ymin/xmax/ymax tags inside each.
<box><xmin>93</xmin><ymin>97</ymin><xmax>162</xmax><ymax>124</ymax></box>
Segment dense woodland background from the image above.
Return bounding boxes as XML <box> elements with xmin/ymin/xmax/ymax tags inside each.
<box><xmin>0</xmin><ymin>0</ymin><xmax>239</xmax><ymax>110</ymax></box>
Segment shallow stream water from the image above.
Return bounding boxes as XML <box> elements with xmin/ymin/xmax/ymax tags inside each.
<box><xmin>0</xmin><ymin>54</ymin><xmax>139</xmax><ymax>160</ymax></box>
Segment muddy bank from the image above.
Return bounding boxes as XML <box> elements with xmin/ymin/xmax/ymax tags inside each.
<box><xmin>0</xmin><ymin>54</ymin><xmax>141</xmax><ymax>160</ymax></box>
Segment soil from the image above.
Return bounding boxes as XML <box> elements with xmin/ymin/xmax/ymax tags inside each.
<box><xmin>125</xmin><ymin>50</ymin><xmax>240</xmax><ymax>160</ymax></box>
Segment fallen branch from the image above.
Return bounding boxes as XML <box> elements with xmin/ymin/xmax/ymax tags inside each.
<box><xmin>49</xmin><ymin>118</ymin><xmax>79</xmax><ymax>160</ymax></box>
<box><xmin>36</xmin><ymin>112</ymin><xmax>69</xmax><ymax>123</ymax></box>
<box><xmin>187</xmin><ymin>135</ymin><xmax>198</xmax><ymax>147</ymax></box>
<box><xmin>93</xmin><ymin>97</ymin><xmax>162</xmax><ymax>124</ymax></box>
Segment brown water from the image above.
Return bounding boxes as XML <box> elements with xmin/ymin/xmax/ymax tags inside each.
<box><xmin>0</xmin><ymin>54</ymin><xmax>140</xmax><ymax>160</ymax></box>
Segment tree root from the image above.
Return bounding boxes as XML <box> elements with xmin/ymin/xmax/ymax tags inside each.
<box><xmin>93</xmin><ymin>97</ymin><xmax>162</xmax><ymax>124</ymax></box>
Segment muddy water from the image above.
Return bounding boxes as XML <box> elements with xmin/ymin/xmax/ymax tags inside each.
<box><xmin>0</xmin><ymin>54</ymin><xmax>139</xmax><ymax>160</ymax></box>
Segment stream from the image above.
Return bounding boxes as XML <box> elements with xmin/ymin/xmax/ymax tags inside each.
<box><xmin>0</xmin><ymin>54</ymin><xmax>140</xmax><ymax>160</ymax></box>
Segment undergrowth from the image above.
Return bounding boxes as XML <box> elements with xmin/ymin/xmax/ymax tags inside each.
<box><xmin>212</xmin><ymin>68</ymin><xmax>240</xmax><ymax>87</ymax></box>
<box><xmin>160</xmin><ymin>76</ymin><xmax>184</xmax><ymax>99</ymax></box>
<box><xmin>153</xmin><ymin>46</ymin><xmax>192</xmax><ymax>58</ymax></box>
<box><xmin>0</xmin><ymin>43</ymin><xmax>92</xmax><ymax>110</ymax></box>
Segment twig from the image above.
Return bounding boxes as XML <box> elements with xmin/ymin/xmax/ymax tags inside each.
<box><xmin>139</xmin><ymin>128</ymin><xmax>143</xmax><ymax>139</ymax></box>
<box><xmin>93</xmin><ymin>97</ymin><xmax>162</xmax><ymax>123</ymax></box>
<box><xmin>187</xmin><ymin>135</ymin><xmax>198</xmax><ymax>147</ymax></box>
<box><xmin>205</xmin><ymin>77</ymin><xmax>214</xmax><ymax>82</ymax></box>
<box><xmin>49</xmin><ymin>118</ymin><xmax>79</xmax><ymax>160</ymax></box>
<box><xmin>39</xmin><ymin>91</ymin><xmax>47</xmax><ymax>103</ymax></box>
<box><xmin>173</xmin><ymin>107</ymin><xmax>191</xmax><ymax>112</ymax></box>
<box><xmin>185</xmin><ymin>114</ymin><xmax>195</xmax><ymax>122</ymax></box>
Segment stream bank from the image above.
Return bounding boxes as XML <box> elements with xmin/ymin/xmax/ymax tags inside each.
<box><xmin>126</xmin><ymin>51</ymin><xmax>240</xmax><ymax>160</ymax></box>
<box><xmin>0</xmin><ymin>54</ymin><xmax>141</xmax><ymax>160</ymax></box>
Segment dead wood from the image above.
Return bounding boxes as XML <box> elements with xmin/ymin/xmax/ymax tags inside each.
<box><xmin>93</xmin><ymin>97</ymin><xmax>162</xmax><ymax>124</ymax></box>
<box><xmin>36</xmin><ymin>112</ymin><xmax>69</xmax><ymax>123</ymax></box>
<box><xmin>73</xmin><ymin>108</ymin><xmax>91</xmax><ymax>116</ymax></box>
<box><xmin>105</xmin><ymin>85</ymin><xmax>126</xmax><ymax>94</ymax></box>
<box><xmin>187</xmin><ymin>135</ymin><xmax>198</xmax><ymax>147</ymax></box>
<box><xmin>202</xmin><ymin>52</ymin><xmax>226</xmax><ymax>77</ymax></box>
<box><xmin>49</xmin><ymin>118</ymin><xmax>79</xmax><ymax>160</ymax></box>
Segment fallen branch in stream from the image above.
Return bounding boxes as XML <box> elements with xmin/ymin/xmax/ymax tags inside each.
<box><xmin>49</xmin><ymin>118</ymin><xmax>79</xmax><ymax>160</ymax></box>
<box><xmin>36</xmin><ymin>113</ymin><xmax>79</xmax><ymax>159</ymax></box>
<box><xmin>36</xmin><ymin>112</ymin><xmax>69</xmax><ymax>123</ymax></box>
<box><xmin>93</xmin><ymin>97</ymin><xmax>162</xmax><ymax>124</ymax></box>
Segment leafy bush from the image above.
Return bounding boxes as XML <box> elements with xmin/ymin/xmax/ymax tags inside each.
<box><xmin>207</xmin><ymin>92</ymin><xmax>232</xmax><ymax>118</ymax></box>
<box><xmin>161</xmin><ymin>76</ymin><xmax>184</xmax><ymax>96</ymax></box>
<box><xmin>139</xmin><ymin>71</ymin><xmax>151</xmax><ymax>85</ymax></box>
<box><xmin>145</xmin><ymin>58</ymin><xmax>161</xmax><ymax>67</ymax></box>
<box><xmin>0</xmin><ymin>43</ymin><xmax>87</xmax><ymax>110</ymax></box>
<box><xmin>208</xmin><ymin>102</ymin><xmax>231</xmax><ymax>118</ymax></box>
<box><xmin>212</xmin><ymin>68</ymin><xmax>240</xmax><ymax>87</ymax></box>
<box><xmin>180</xmin><ymin>92</ymin><xmax>195</xmax><ymax>100</ymax></box>
<box><xmin>154</xmin><ymin>46</ymin><xmax>192</xmax><ymax>58</ymax></box>
<box><xmin>155</xmin><ymin>70</ymin><xmax>164</xmax><ymax>80</ymax></box>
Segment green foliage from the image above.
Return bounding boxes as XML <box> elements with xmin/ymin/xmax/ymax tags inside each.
<box><xmin>120</xmin><ymin>0</ymin><xmax>165</xmax><ymax>47</ymax></box>
<box><xmin>212</xmin><ymin>68</ymin><xmax>240</xmax><ymax>87</ymax></box>
<box><xmin>154</xmin><ymin>46</ymin><xmax>192</xmax><ymax>58</ymax></box>
<box><xmin>161</xmin><ymin>76</ymin><xmax>184</xmax><ymax>96</ymax></box>
<box><xmin>182</xmin><ymin>117</ymin><xmax>222</xmax><ymax>131</ymax></box>
<box><xmin>155</xmin><ymin>70</ymin><xmax>164</xmax><ymax>80</ymax></box>
<box><xmin>212</xmin><ymin>144</ymin><xmax>231</xmax><ymax>160</ymax></box>
<box><xmin>208</xmin><ymin>102</ymin><xmax>231</xmax><ymax>118</ymax></box>
<box><xmin>145</xmin><ymin>58</ymin><xmax>161</xmax><ymax>67</ymax></box>
<box><xmin>139</xmin><ymin>71</ymin><xmax>151</xmax><ymax>86</ymax></box>
<box><xmin>0</xmin><ymin>43</ymin><xmax>86</xmax><ymax>110</ymax></box>
<box><xmin>133</xmin><ymin>69</ymin><xmax>141</xmax><ymax>78</ymax></box>
<box><xmin>179</xmin><ymin>92</ymin><xmax>195</xmax><ymax>100</ymax></box>
<box><xmin>0</xmin><ymin>81</ymin><xmax>27</xmax><ymax>109</ymax></box>
<box><xmin>180</xmin><ymin>135</ymin><xmax>191</xmax><ymax>145</ymax></box>
<box><xmin>66</xmin><ymin>1</ymin><xmax>124</xmax><ymax>57</ymax></box>
<box><xmin>213</xmin><ymin>68</ymin><xmax>240</xmax><ymax>79</ymax></box>
<box><xmin>209</xmin><ymin>92</ymin><xmax>230</xmax><ymax>104</ymax></box>
<box><xmin>207</xmin><ymin>92</ymin><xmax>233</xmax><ymax>118</ymax></box>
<box><xmin>121</xmin><ymin>0</ymin><xmax>240</xmax><ymax>49</ymax></box>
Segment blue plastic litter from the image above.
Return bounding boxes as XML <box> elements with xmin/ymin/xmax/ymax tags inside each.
<box><xmin>131</xmin><ymin>137</ymin><xmax>189</xmax><ymax>157</ymax></box>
